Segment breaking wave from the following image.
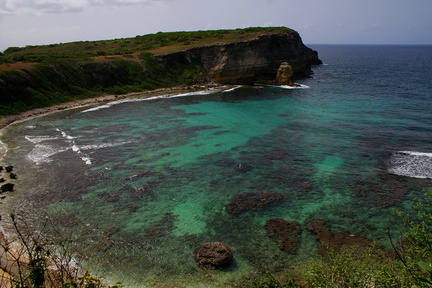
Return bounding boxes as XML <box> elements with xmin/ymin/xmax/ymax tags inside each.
<box><xmin>222</xmin><ymin>86</ymin><xmax>243</xmax><ymax>93</ymax></box>
<box><xmin>27</xmin><ymin>144</ymin><xmax>69</xmax><ymax>164</ymax></box>
<box><xmin>0</xmin><ymin>139</ymin><xmax>8</xmax><ymax>161</ymax></box>
<box><xmin>255</xmin><ymin>83</ymin><xmax>310</xmax><ymax>89</ymax></box>
<box><xmin>25</xmin><ymin>129</ymin><xmax>138</xmax><ymax>165</ymax></box>
<box><xmin>388</xmin><ymin>151</ymin><xmax>432</xmax><ymax>179</ymax></box>
<box><xmin>25</xmin><ymin>135</ymin><xmax>59</xmax><ymax>143</ymax></box>
<box><xmin>277</xmin><ymin>83</ymin><xmax>310</xmax><ymax>89</ymax></box>
<box><xmin>81</xmin><ymin>88</ymin><xmax>221</xmax><ymax>113</ymax></box>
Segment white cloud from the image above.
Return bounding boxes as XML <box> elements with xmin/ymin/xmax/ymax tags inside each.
<box><xmin>0</xmin><ymin>0</ymin><xmax>161</xmax><ymax>15</ymax></box>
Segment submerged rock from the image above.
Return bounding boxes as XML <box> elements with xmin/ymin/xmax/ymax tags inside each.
<box><xmin>264</xmin><ymin>218</ymin><xmax>302</xmax><ymax>254</ymax></box>
<box><xmin>235</xmin><ymin>163</ymin><xmax>253</xmax><ymax>172</ymax></box>
<box><xmin>226</xmin><ymin>191</ymin><xmax>284</xmax><ymax>215</ymax></box>
<box><xmin>194</xmin><ymin>242</ymin><xmax>234</xmax><ymax>269</ymax></box>
<box><xmin>1</xmin><ymin>183</ymin><xmax>14</xmax><ymax>193</ymax></box>
<box><xmin>307</xmin><ymin>219</ymin><xmax>380</xmax><ymax>255</ymax></box>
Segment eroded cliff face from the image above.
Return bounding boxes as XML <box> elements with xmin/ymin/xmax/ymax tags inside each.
<box><xmin>0</xmin><ymin>30</ymin><xmax>321</xmax><ymax>115</ymax></box>
<box><xmin>155</xmin><ymin>32</ymin><xmax>321</xmax><ymax>85</ymax></box>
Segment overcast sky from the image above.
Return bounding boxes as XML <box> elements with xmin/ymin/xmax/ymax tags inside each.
<box><xmin>1</xmin><ymin>0</ymin><xmax>431</xmax><ymax>52</ymax></box>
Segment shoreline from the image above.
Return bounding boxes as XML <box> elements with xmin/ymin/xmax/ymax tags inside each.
<box><xmin>0</xmin><ymin>83</ymin><xmax>223</xmax><ymax>131</ymax></box>
<box><xmin>0</xmin><ymin>83</ymin><xmax>225</xmax><ymax>286</ymax></box>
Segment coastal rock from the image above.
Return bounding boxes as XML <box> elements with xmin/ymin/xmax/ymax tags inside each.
<box><xmin>106</xmin><ymin>194</ymin><xmax>120</xmax><ymax>203</ymax></box>
<box><xmin>307</xmin><ymin>219</ymin><xmax>379</xmax><ymax>255</ymax></box>
<box><xmin>5</xmin><ymin>166</ymin><xmax>13</xmax><ymax>173</ymax></box>
<box><xmin>226</xmin><ymin>191</ymin><xmax>284</xmax><ymax>215</ymax></box>
<box><xmin>156</xmin><ymin>32</ymin><xmax>321</xmax><ymax>85</ymax></box>
<box><xmin>1</xmin><ymin>183</ymin><xmax>14</xmax><ymax>192</ymax></box>
<box><xmin>265</xmin><ymin>218</ymin><xmax>302</xmax><ymax>254</ymax></box>
<box><xmin>194</xmin><ymin>242</ymin><xmax>234</xmax><ymax>269</ymax></box>
<box><xmin>235</xmin><ymin>163</ymin><xmax>253</xmax><ymax>172</ymax></box>
<box><xmin>275</xmin><ymin>62</ymin><xmax>294</xmax><ymax>85</ymax></box>
<box><xmin>0</xmin><ymin>30</ymin><xmax>321</xmax><ymax>116</ymax></box>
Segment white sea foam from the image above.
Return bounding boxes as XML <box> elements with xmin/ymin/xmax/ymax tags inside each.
<box><xmin>57</xmin><ymin>129</ymin><xmax>77</xmax><ymax>140</ymax></box>
<box><xmin>0</xmin><ymin>139</ymin><xmax>8</xmax><ymax>161</ymax></box>
<box><xmin>222</xmin><ymin>86</ymin><xmax>243</xmax><ymax>93</ymax></box>
<box><xmin>81</xmin><ymin>88</ymin><xmax>221</xmax><ymax>113</ymax></box>
<box><xmin>27</xmin><ymin>144</ymin><xmax>69</xmax><ymax>164</ymax></box>
<box><xmin>388</xmin><ymin>151</ymin><xmax>432</xmax><ymax>179</ymax></box>
<box><xmin>57</xmin><ymin>129</ymin><xmax>92</xmax><ymax>165</ymax></box>
<box><xmin>28</xmin><ymin>129</ymin><xmax>136</xmax><ymax>165</ymax></box>
<box><xmin>255</xmin><ymin>83</ymin><xmax>310</xmax><ymax>89</ymax></box>
<box><xmin>25</xmin><ymin>135</ymin><xmax>59</xmax><ymax>143</ymax></box>
<box><xmin>277</xmin><ymin>83</ymin><xmax>310</xmax><ymax>89</ymax></box>
<box><xmin>80</xmin><ymin>141</ymin><xmax>134</xmax><ymax>150</ymax></box>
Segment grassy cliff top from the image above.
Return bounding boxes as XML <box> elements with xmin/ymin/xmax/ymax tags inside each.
<box><xmin>0</xmin><ymin>27</ymin><xmax>295</xmax><ymax>66</ymax></box>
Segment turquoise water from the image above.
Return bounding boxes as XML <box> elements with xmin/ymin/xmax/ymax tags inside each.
<box><xmin>1</xmin><ymin>45</ymin><xmax>432</xmax><ymax>287</ymax></box>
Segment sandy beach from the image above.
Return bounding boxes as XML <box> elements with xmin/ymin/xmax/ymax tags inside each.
<box><xmin>0</xmin><ymin>83</ymin><xmax>226</xmax><ymax>286</ymax></box>
<box><xmin>0</xmin><ymin>84</ymin><xmax>222</xmax><ymax>131</ymax></box>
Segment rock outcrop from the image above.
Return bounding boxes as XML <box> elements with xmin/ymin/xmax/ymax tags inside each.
<box><xmin>225</xmin><ymin>191</ymin><xmax>284</xmax><ymax>215</ymax></box>
<box><xmin>265</xmin><ymin>218</ymin><xmax>302</xmax><ymax>254</ymax></box>
<box><xmin>307</xmin><ymin>219</ymin><xmax>380</xmax><ymax>255</ymax></box>
<box><xmin>276</xmin><ymin>62</ymin><xmax>294</xmax><ymax>85</ymax></box>
<box><xmin>0</xmin><ymin>29</ymin><xmax>321</xmax><ymax>117</ymax></box>
<box><xmin>155</xmin><ymin>32</ymin><xmax>321</xmax><ymax>85</ymax></box>
<box><xmin>194</xmin><ymin>242</ymin><xmax>234</xmax><ymax>269</ymax></box>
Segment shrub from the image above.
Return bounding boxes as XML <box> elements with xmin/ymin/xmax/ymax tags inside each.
<box><xmin>240</xmin><ymin>273</ymin><xmax>301</xmax><ymax>288</ymax></box>
<box><xmin>392</xmin><ymin>190</ymin><xmax>432</xmax><ymax>286</ymax></box>
<box><xmin>0</xmin><ymin>214</ymin><xmax>122</xmax><ymax>288</ymax></box>
<box><xmin>303</xmin><ymin>245</ymin><xmax>409</xmax><ymax>287</ymax></box>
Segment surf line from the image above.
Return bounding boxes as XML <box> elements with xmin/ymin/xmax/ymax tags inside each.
<box><xmin>388</xmin><ymin>150</ymin><xmax>432</xmax><ymax>179</ymax></box>
<box><xmin>56</xmin><ymin>129</ymin><xmax>92</xmax><ymax>165</ymax></box>
<box><xmin>0</xmin><ymin>139</ymin><xmax>8</xmax><ymax>161</ymax></box>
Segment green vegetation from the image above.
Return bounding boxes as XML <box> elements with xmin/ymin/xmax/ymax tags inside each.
<box><xmin>391</xmin><ymin>190</ymin><xmax>432</xmax><ymax>286</ymax></box>
<box><xmin>0</xmin><ymin>27</ymin><xmax>294</xmax><ymax>116</ymax></box>
<box><xmin>0</xmin><ymin>214</ymin><xmax>122</xmax><ymax>288</ymax></box>
<box><xmin>0</xmin><ymin>27</ymin><xmax>294</xmax><ymax>64</ymax></box>
<box><xmin>247</xmin><ymin>190</ymin><xmax>432</xmax><ymax>288</ymax></box>
<box><xmin>2</xmin><ymin>190</ymin><xmax>430</xmax><ymax>287</ymax></box>
<box><xmin>0</xmin><ymin>51</ymin><xmax>206</xmax><ymax>115</ymax></box>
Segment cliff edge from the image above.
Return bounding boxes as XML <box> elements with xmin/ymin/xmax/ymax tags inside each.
<box><xmin>156</xmin><ymin>32</ymin><xmax>321</xmax><ymax>85</ymax></box>
<box><xmin>0</xmin><ymin>28</ymin><xmax>321</xmax><ymax>116</ymax></box>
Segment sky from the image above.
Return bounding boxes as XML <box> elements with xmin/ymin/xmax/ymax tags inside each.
<box><xmin>1</xmin><ymin>0</ymin><xmax>432</xmax><ymax>52</ymax></box>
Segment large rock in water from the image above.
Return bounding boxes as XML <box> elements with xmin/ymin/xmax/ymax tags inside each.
<box><xmin>1</xmin><ymin>183</ymin><xmax>14</xmax><ymax>192</ymax></box>
<box><xmin>194</xmin><ymin>242</ymin><xmax>234</xmax><ymax>269</ymax></box>
<box><xmin>155</xmin><ymin>31</ymin><xmax>321</xmax><ymax>85</ymax></box>
<box><xmin>276</xmin><ymin>62</ymin><xmax>294</xmax><ymax>85</ymax></box>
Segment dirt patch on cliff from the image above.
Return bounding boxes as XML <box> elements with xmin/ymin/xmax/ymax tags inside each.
<box><xmin>0</xmin><ymin>62</ymin><xmax>35</xmax><ymax>71</ymax></box>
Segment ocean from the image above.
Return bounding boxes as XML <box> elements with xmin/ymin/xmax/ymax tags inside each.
<box><xmin>1</xmin><ymin>45</ymin><xmax>432</xmax><ymax>287</ymax></box>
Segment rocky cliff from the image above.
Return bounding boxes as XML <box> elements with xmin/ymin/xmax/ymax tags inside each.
<box><xmin>155</xmin><ymin>32</ymin><xmax>321</xmax><ymax>85</ymax></box>
<box><xmin>0</xmin><ymin>30</ymin><xmax>321</xmax><ymax>115</ymax></box>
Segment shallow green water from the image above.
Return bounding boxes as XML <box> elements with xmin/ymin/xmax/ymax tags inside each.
<box><xmin>1</xmin><ymin>45</ymin><xmax>432</xmax><ymax>287</ymax></box>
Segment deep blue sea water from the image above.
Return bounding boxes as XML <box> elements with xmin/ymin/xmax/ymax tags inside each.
<box><xmin>1</xmin><ymin>45</ymin><xmax>432</xmax><ymax>287</ymax></box>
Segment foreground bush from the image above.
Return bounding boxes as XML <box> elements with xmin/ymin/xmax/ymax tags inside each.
<box><xmin>0</xmin><ymin>214</ymin><xmax>122</xmax><ymax>288</ymax></box>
